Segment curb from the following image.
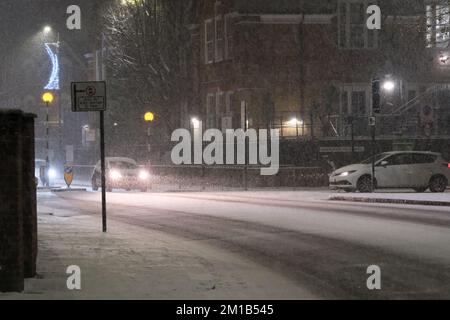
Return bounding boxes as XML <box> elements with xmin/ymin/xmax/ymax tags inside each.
<box><xmin>329</xmin><ymin>196</ymin><xmax>450</xmax><ymax>207</ymax></box>
<box><xmin>51</xmin><ymin>188</ymin><xmax>87</xmax><ymax>193</ymax></box>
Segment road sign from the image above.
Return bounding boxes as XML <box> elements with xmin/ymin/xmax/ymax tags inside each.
<box><xmin>64</xmin><ymin>165</ymin><xmax>74</xmax><ymax>188</ymax></box>
<box><xmin>369</xmin><ymin>116</ymin><xmax>376</xmax><ymax>126</ymax></box>
<box><xmin>71</xmin><ymin>81</ymin><xmax>106</xmax><ymax>112</ymax></box>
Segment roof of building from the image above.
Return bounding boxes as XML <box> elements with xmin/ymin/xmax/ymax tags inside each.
<box><xmin>232</xmin><ymin>0</ymin><xmax>426</xmax><ymax>16</ymax></box>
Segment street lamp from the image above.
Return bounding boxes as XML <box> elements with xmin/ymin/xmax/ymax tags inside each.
<box><xmin>144</xmin><ymin>112</ymin><xmax>155</xmax><ymax>123</ymax></box>
<box><xmin>287</xmin><ymin>118</ymin><xmax>303</xmax><ymax>137</ymax></box>
<box><xmin>382</xmin><ymin>80</ymin><xmax>395</xmax><ymax>92</ymax></box>
<box><xmin>42</xmin><ymin>92</ymin><xmax>54</xmax><ymax>187</ymax></box>
<box><xmin>43</xmin><ymin>25</ymin><xmax>52</xmax><ymax>34</ymax></box>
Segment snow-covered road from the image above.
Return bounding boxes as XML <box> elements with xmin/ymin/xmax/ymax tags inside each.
<box><xmin>6</xmin><ymin>189</ymin><xmax>450</xmax><ymax>299</ymax></box>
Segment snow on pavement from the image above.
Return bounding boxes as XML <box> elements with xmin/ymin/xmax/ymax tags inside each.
<box><xmin>54</xmin><ymin>189</ymin><xmax>450</xmax><ymax>265</ymax></box>
<box><xmin>0</xmin><ymin>192</ymin><xmax>316</xmax><ymax>300</ymax></box>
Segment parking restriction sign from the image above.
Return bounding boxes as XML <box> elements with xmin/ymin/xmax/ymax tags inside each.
<box><xmin>71</xmin><ymin>81</ymin><xmax>106</xmax><ymax>112</ymax></box>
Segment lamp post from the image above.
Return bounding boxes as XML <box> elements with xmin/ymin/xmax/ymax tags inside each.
<box><xmin>42</xmin><ymin>92</ymin><xmax>54</xmax><ymax>187</ymax></box>
<box><xmin>144</xmin><ymin>112</ymin><xmax>155</xmax><ymax>154</ymax></box>
<box><xmin>370</xmin><ymin>76</ymin><xmax>396</xmax><ymax>192</ymax></box>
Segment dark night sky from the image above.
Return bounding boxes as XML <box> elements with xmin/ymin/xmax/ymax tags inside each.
<box><xmin>0</xmin><ymin>0</ymin><xmax>104</xmax><ymax>55</ymax></box>
<box><xmin>0</xmin><ymin>0</ymin><xmax>112</xmax><ymax>99</ymax></box>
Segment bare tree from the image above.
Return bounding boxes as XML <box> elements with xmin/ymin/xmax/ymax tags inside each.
<box><xmin>104</xmin><ymin>0</ymin><xmax>196</xmax><ymax>134</ymax></box>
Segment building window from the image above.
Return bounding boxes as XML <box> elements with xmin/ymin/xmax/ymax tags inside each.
<box><xmin>205</xmin><ymin>13</ymin><xmax>233</xmax><ymax>64</ymax></box>
<box><xmin>341</xmin><ymin>85</ymin><xmax>369</xmax><ymax>115</ymax></box>
<box><xmin>215</xmin><ymin>16</ymin><xmax>224</xmax><ymax>62</ymax></box>
<box><xmin>351</xmin><ymin>91</ymin><xmax>367</xmax><ymax>114</ymax></box>
<box><xmin>205</xmin><ymin>19</ymin><xmax>214</xmax><ymax>64</ymax></box>
<box><xmin>426</xmin><ymin>3</ymin><xmax>450</xmax><ymax>48</ymax></box>
<box><xmin>225</xmin><ymin>14</ymin><xmax>234</xmax><ymax>60</ymax></box>
<box><xmin>338</xmin><ymin>0</ymin><xmax>378</xmax><ymax>49</ymax></box>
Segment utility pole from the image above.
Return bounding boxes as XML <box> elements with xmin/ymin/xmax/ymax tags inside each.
<box><xmin>348</xmin><ymin>115</ymin><xmax>355</xmax><ymax>162</ymax></box>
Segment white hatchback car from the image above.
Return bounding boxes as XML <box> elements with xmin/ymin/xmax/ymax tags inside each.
<box><xmin>330</xmin><ymin>151</ymin><xmax>450</xmax><ymax>193</ymax></box>
<box><xmin>91</xmin><ymin>157</ymin><xmax>150</xmax><ymax>192</ymax></box>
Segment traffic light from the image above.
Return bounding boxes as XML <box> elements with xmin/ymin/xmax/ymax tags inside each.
<box><xmin>372</xmin><ymin>78</ymin><xmax>381</xmax><ymax>114</ymax></box>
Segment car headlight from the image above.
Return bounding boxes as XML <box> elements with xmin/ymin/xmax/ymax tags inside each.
<box><xmin>48</xmin><ymin>168</ymin><xmax>57</xmax><ymax>179</ymax></box>
<box><xmin>110</xmin><ymin>170</ymin><xmax>122</xmax><ymax>180</ymax></box>
<box><xmin>338</xmin><ymin>170</ymin><xmax>356</xmax><ymax>177</ymax></box>
<box><xmin>139</xmin><ymin>170</ymin><xmax>149</xmax><ymax>180</ymax></box>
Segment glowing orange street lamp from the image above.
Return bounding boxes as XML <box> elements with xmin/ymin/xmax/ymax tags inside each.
<box><xmin>42</xmin><ymin>92</ymin><xmax>54</xmax><ymax>104</ymax></box>
<box><xmin>144</xmin><ymin>111</ymin><xmax>155</xmax><ymax>122</ymax></box>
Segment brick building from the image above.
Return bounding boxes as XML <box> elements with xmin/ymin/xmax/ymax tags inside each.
<box><xmin>187</xmin><ymin>0</ymin><xmax>450</xmax><ymax>144</ymax></box>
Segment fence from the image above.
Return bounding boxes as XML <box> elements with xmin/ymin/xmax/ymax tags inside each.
<box><xmin>63</xmin><ymin>164</ymin><xmax>330</xmax><ymax>191</ymax></box>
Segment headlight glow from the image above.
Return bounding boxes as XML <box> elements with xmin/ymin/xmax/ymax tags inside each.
<box><xmin>110</xmin><ymin>170</ymin><xmax>122</xmax><ymax>180</ymax></box>
<box><xmin>139</xmin><ymin>170</ymin><xmax>149</xmax><ymax>180</ymax></box>
<box><xmin>48</xmin><ymin>168</ymin><xmax>57</xmax><ymax>179</ymax></box>
<box><xmin>338</xmin><ymin>170</ymin><xmax>356</xmax><ymax>177</ymax></box>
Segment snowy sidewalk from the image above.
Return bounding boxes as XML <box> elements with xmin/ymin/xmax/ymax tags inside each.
<box><xmin>0</xmin><ymin>193</ymin><xmax>314</xmax><ymax>300</ymax></box>
<box><xmin>330</xmin><ymin>190</ymin><xmax>450</xmax><ymax>206</ymax></box>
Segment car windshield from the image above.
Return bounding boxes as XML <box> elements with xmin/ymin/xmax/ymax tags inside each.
<box><xmin>360</xmin><ymin>153</ymin><xmax>390</xmax><ymax>164</ymax></box>
<box><xmin>109</xmin><ymin>161</ymin><xmax>138</xmax><ymax>169</ymax></box>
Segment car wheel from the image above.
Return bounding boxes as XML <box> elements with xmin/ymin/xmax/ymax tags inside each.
<box><xmin>413</xmin><ymin>187</ymin><xmax>427</xmax><ymax>193</ymax></box>
<box><xmin>429</xmin><ymin>175</ymin><xmax>448</xmax><ymax>193</ymax></box>
<box><xmin>343</xmin><ymin>188</ymin><xmax>355</xmax><ymax>193</ymax></box>
<box><xmin>357</xmin><ymin>175</ymin><xmax>374</xmax><ymax>193</ymax></box>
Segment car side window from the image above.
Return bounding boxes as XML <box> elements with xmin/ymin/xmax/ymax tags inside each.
<box><xmin>412</xmin><ymin>154</ymin><xmax>436</xmax><ymax>164</ymax></box>
<box><xmin>388</xmin><ymin>154</ymin><xmax>413</xmax><ymax>165</ymax></box>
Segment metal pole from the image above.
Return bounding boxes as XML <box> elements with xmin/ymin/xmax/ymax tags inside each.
<box><xmin>46</xmin><ymin>101</ymin><xmax>50</xmax><ymax>187</ymax></box>
<box><xmin>371</xmin><ymin>123</ymin><xmax>376</xmax><ymax>193</ymax></box>
<box><xmin>244</xmin><ymin>102</ymin><xmax>248</xmax><ymax>191</ymax></box>
<box><xmin>100</xmin><ymin>111</ymin><xmax>107</xmax><ymax>232</ymax></box>
<box><xmin>147</xmin><ymin>126</ymin><xmax>151</xmax><ymax>153</ymax></box>
<box><xmin>350</xmin><ymin>116</ymin><xmax>355</xmax><ymax>162</ymax></box>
